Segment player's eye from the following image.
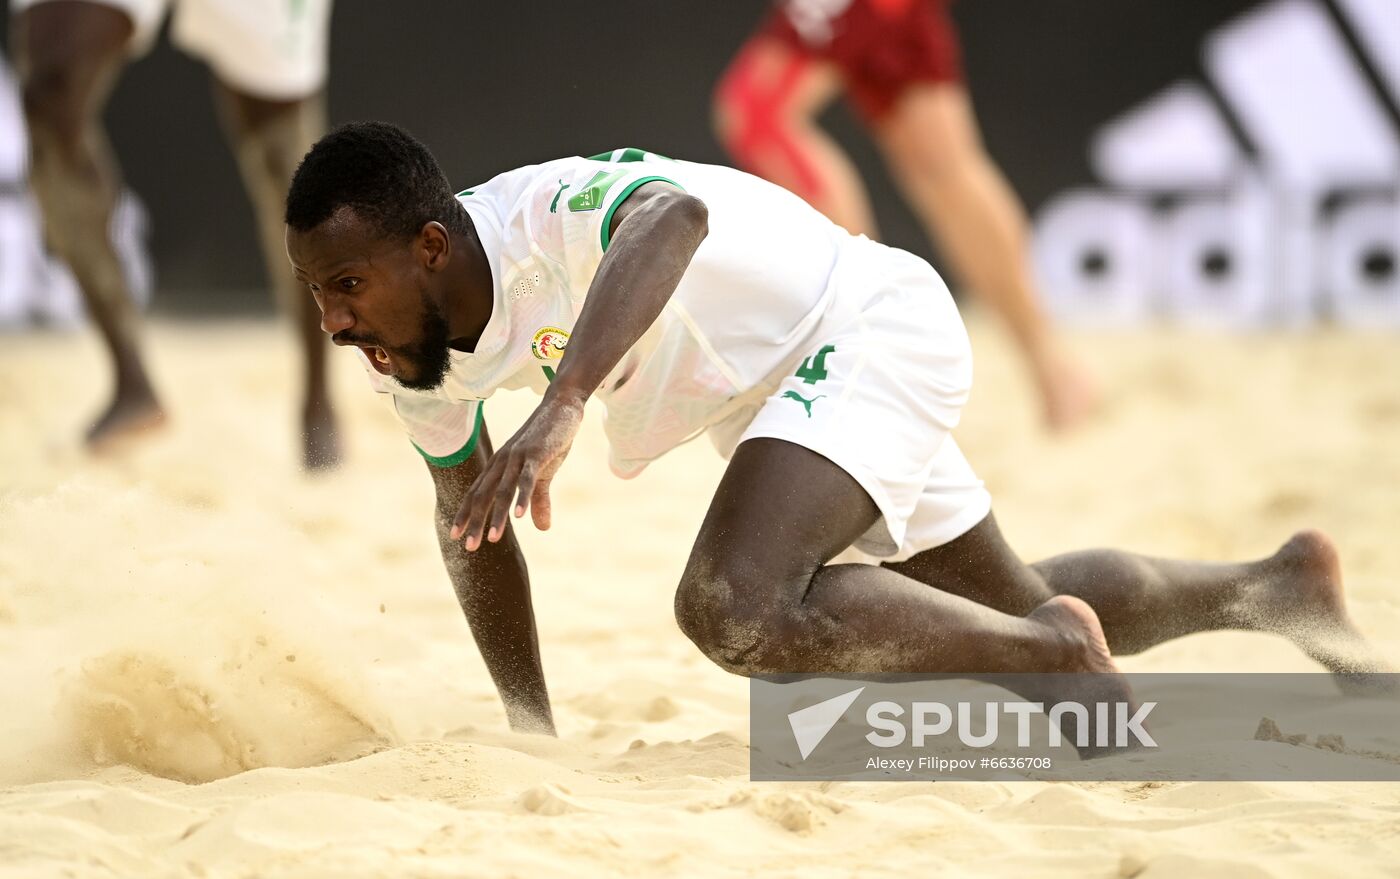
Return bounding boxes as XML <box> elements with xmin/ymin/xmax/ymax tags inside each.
<box><xmin>340</xmin><ymin>278</ymin><xmax>361</xmax><ymax>291</ymax></box>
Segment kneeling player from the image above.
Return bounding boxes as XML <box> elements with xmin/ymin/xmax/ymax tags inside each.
<box><xmin>285</xmin><ymin>124</ymin><xmax>1385</xmax><ymax>736</ymax></box>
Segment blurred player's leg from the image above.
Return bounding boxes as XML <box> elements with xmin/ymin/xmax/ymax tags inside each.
<box><xmin>885</xmin><ymin>514</ymin><xmax>1390</xmax><ymax>685</ymax></box>
<box><xmin>213</xmin><ymin>83</ymin><xmax>340</xmax><ymax>470</ymax></box>
<box><xmin>712</xmin><ymin>35</ymin><xmax>879</xmax><ymax>237</ymax></box>
<box><xmin>179</xmin><ymin>0</ymin><xmax>338</xmax><ymax>468</ymax></box>
<box><xmin>13</xmin><ymin>1</ymin><xmax>166</xmax><ymax>449</ymax></box>
<box><xmin>873</xmin><ymin>83</ymin><xmax>1098</xmax><ymax>431</ymax></box>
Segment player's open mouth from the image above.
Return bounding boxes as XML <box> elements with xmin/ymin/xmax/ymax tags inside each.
<box><xmin>362</xmin><ymin>345</ymin><xmax>393</xmax><ymax>375</ymax></box>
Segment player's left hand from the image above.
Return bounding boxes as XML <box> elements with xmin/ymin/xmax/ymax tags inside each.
<box><xmin>452</xmin><ymin>390</ymin><xmax>585</xmax><ymax>550</ymax></box>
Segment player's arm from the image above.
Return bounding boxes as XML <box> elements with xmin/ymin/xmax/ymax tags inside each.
<box><xmin>430</xmin><ymin>422</ymin><xmax>555</xmax><ymax>734</ymax></box>
<box><xmin>453</xmin><ymin>181</ymin><xmax>709</xmax><ymax>550</ymax></box>
<box><xmin>549</xmin><ymin>182</ymin><xmax>710</xmax><ymax>410</ymax></box>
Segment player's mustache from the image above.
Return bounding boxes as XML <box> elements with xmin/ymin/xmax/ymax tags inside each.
<box><xmin>332</xmin><ymin>332</ymin><xmax>384</xmax><ymax>348</ymax></box>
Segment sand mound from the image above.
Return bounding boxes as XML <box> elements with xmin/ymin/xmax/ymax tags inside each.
<box><xmin>66</xmin><ymin>647</ymin><xmax>385</xmax><ymax>783</ymax></box>
<box><xmin>0</xmin><ymin>478</ymin><xmax>396</xmax><ymax>786</ymax></box>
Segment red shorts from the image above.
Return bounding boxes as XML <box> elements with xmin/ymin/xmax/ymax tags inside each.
<box><xmin>758</xmin><ymin>0</ymin><xmax>963</xmax><ymax>121</ymax></box>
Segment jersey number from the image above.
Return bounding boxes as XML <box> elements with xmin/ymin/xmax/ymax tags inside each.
<box><xmin>795</xmin><ymin>345</ymin><xmax>836</xmax><ymax>385</ymax></box>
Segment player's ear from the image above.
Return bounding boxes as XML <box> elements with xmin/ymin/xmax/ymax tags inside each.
<box><xmin>418</xmin><ymin>221</ymin><xmax>451</xmax><ymax>271</ymax></box>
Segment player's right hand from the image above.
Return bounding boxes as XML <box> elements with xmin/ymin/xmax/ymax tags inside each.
<box><xmin>451</xmin><ymin>390</ymin><xmax>586</xmax><ymax>551</ymax></box>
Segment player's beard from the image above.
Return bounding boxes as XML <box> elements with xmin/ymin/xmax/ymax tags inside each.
<box><xmin>393</xmin><ymin>292</ymin><xmax>453</xmax><ymax>391</ymax></box>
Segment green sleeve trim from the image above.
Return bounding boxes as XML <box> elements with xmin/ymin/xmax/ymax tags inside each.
<box><xmin>600</xmin><ymin>176</ymin><xmax>685</xmax><ymax>251</ymax></box>
<box><xmin>412</xmin><ymin>404</ymin><xmax>484</xmax><ymax>468</ymax></box>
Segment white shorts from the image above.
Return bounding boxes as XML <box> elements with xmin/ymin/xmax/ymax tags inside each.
<box><xmin>715</xmin><ymin>240</ymin><xmax>992</xmax><ymax>562</ymax></box>
<box><xmin>12</xmin><ymin>0</ymin><xmax>332</xmax><ymax>100</ymax></box>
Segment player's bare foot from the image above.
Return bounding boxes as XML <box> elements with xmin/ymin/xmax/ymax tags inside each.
<box><xmin>1231</xmin><ymin>530</ymin><xmax>1395</xmax><ymax>694</ymax></box>
<box><xmin>1023</xmin><ymin>596</ymin><xmax>1140</xmax><ymax>757</ymax></box>
<box><xmin>301</xmin><ymin>402</ymin><xmax>343</xmax><ymax>472</ymax></box>
<box><xmin>85</xmin><ymin>390</ymin><xmax>168</xmax><ymax>453</ymax></box>
<box><xmin>1028</xmin><ymin>595</ymin><xmax>1118</xmax><ymax>675</ymax></box>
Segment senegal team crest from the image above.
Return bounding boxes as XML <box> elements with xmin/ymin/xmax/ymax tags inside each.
<box><xmin>531</xmin><ymin>326</ymin><xmax>569</xmax><ymax>361</ymax></box>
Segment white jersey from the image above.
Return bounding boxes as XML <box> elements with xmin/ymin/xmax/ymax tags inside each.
<box><xmin>362</xmin><ymin>148</ymin><xmax>877</xmax><ymax>477</ymax></box>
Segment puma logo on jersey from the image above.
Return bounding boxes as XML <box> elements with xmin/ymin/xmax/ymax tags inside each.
<box><xmin>549</xmin><ymin>179</ymin><xmax>571</xmax><ymax>213</ymax></box>
<box><xmin>781</xmin><ymin>390</ymin><xmax>825</xmax><ymax>417</ymax></box>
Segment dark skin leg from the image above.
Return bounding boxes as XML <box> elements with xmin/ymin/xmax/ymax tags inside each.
<box><xmin>213</xmin><ymin>82</ymin><xmax>340</xmax><ymax>470</ymax></box>
<box><xmin>13</xmin><ymin>1</ymin><xmax>165</xmax><ymax>449</ymax></box>
<box><xmin>673</xmin><ymin>438</ymin><xmax>1130</xmax><ymax>726</ymax></box>
<box><xmin>885</xmin><ymin>513</ymin><xmax>1391</xmax><ymax>687</ymax></box>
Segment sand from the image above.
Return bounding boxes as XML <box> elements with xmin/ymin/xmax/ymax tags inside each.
<box><xmin>1</xmin><ymin>315</ymin><xmax>1398</xmax><ymax>877</ymax></box>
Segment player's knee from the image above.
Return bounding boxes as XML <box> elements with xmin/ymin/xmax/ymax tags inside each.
<box><xmin>674</xmin><ymin>595</ymin><xmax>784</xmax><ymax>676</ymax></box>
<box><xmin>232</xmin><ymin>115</ymin><xmax>308</xmax><ymax>187</ymax></box>
<box><xmin>673</xmin><ymin>559</ymin><xmax>802</xmax><ymax>676</ymax></box>
<box><xmin>674</xmin><ymin>564</ymin><xmax>745</xmax><ymax>670</ymax></box>
<box><xmin>21</xmin><ymin>65</ymin><xmax>91</xmax><ymax>150</ymax></box>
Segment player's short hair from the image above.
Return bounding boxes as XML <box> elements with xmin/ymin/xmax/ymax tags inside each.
<box><xmin>285</xmin><ymin>121</ymin><xmax>470</xmax><ymax>240</ymax></box>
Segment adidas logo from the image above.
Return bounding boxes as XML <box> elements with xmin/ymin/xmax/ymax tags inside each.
<box><xmin>1033</xmin><ymin>0</ymin><xmax>1400</xmax><ymax>329</ymax></box>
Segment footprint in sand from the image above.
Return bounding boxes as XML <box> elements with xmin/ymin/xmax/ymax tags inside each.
<box><xmin>65</xmin><ymin>648</ymin><xmax>389</xmax><ymax>783</ymax></box>
<box><xmin>598</xmin><ymin>732</ymin><xmax>747</xmax><ymax>779</ymax></box>
<box><xmin>518</xmin><ymin>783</ymin><xmax>589</xmax><ymax>816</ymax></box>
<box><xmin>1357</xmin><ymin>395</ymin><xmax>1400</xmax><ymax>425</ymax></box>
<box><xmin>374</xmin><ymin>544</ymin><xmax>418</xmax><ymax>564</ymax></box>
<box><xmin>712</xmin><ymin>790</ymin><xmax>846</xmax><ymax>834</ymax></box>
<box><xmin>1258</xmin><ymin>489</ymin><xmax>1315</xmax><ymax>519</ymax></box>
<box><xmin>571</xmin><ymin>690</ymin><xmax>681</xmax><ymax>723</ymax></box>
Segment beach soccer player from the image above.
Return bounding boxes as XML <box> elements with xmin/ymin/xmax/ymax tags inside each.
<box><xmin>714</xmin><ymin>0</ymin><xmax>1097</xmax><ymax>431</ymax></box>
<box><xmin>285</xmin><ymin>122</ymin><xmax>1385</xmax><ymax>736</ymax></box>
<box><xmin>11</xmin><ymin>0</ymin><xmax>342</xmax><ymax>467</ymax></box>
